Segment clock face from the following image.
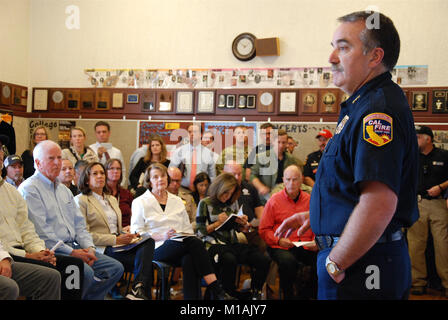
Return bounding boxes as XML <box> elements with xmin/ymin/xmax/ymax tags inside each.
<box><xmin>232</xmin><ymin>33</ymin><xmax>256</xmax><ymax>61</ymax></box>
<box><xmin>237</xmin><ymin>38</ymin><xmax>254</xmax><ymax>56</ymax></box>
<box><xmin>52</xmin><ymin>90</ymin><xmax>64</xmax><ymax>103</ymax></box>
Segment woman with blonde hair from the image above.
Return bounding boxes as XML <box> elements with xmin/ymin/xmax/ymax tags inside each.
<box><xmin>196</xmin><ymin>173</ymin><xmax>271</xmax><ymax>300</ymax></box>
<box><xmin>21</xmin><ymin>125</ymin><xmax>49</xmax><ymax>178</ymax></box>
<box><xmin>62</xmin><ymin>126</ymin><xmax>98</xmax><ymax>165</ymax></box>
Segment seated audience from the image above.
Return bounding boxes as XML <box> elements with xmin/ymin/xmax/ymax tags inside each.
<box><xmin>0</xmin><ymin>240</ymin><xmax>60</xmax><ymax>300</ymax></box>
<box><xmin>105</xmin><ymin>158</ymin><xmax>134</xmax><ymax>228</ymax></box>
<box><xmin>62</xmin><ymin>127</ymin><xmax>98</xmax><ymax>165</ymax></box>
<box><xmin>75</xmin><ymin>162</ymin><xmax>155</xmax><ymax>300</ymax></box>
<box><xmin>58</xmin><ymin>159</ymin><xmax>79</xmax><ymax>196</ymax></box>
<box><xmin>250</xmin><ymin>129</ymin><xmax>298</xmax><ymax>204</ymax></box>
<box><xmin>18</xmin><ymin>140</ymin><xmax>124</xmax><ymax>300</ymax></box>
<box><xmin>4</xmin><ymin>155</ymin><xmax>24</xmax><ymax>188</ymax></box>
<box><xmin>21</xmin><ymin>125</ymin><xmax>49</xmax><ymax>179</ymax></box>
<box><xmin>167</xmin><ymin>166</ymin><xmax>197</xmax><ymax>227</ymax></box>
<box><xmin>191</xmin><ymin>172</ymin><xmax>211</xmax><ymax>206</ymax></box>
<box><xmin>130</xmin><ymin>134</ymin><xmax>170</xmax><ymax>195</ymax></box>
<box><xmin>1</xmin><ymin>149</ymin><xmax>83</xmax><ymax>299</ymax></box>
<box><xmin>169</xmin><ymin>123</ymin><xmax>216</xmax><ymax>191</ymax></box>
<box><xmin>89</xmin><ymin>121</ymin><xmax>126</xmax><ymax>187</ymax></box>
<box><xmin>196</xmin><ymin>172</ymin><xmax>271</xmax><ymax>299</ymax></box>
<box><xmin>259</xmin><ymin>165</ymin><xmax>317</xmax><ymax>299</ymax></box>
<box><xmin>131</xmin><ymin>163</ymin><xmax>233</xmax><ymax>300</ymax></box>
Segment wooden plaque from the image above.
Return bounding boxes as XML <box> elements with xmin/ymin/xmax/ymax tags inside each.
<box><xmin>66</xmin><ymin>89</ymin><xmax>81</xmax><ymax>110</ymax></box>
<box><xmin>432</xmin><ymin>90</ymin><xmax>447</xmax><ymax>113</ymax></box>
<box><xmin>1</xmin><ymin>83</ymin><xmax>12</xmax><ymax>105</ymax></box>
<box><xmin>157</xmin><ymin>91</ymin><xmax>173</xmax><ymax>113</ymax></box>
<box><xmin>80</xmin><ymin>90</ymin><xmax>95</xmax><ymax>110</ymax></box>
<box><xmin>319</xmin><ymin>89</ymin><xmax>339</xmax><ymax>114</ymax></box>
<box><xmin>300</xmin><ymin>90</ymin><xmax>318</xmax><ymax>114</ymax></box>
<box><xmin>257</xmin><ymin>90</ymin><xmax>274</xmax><ymax>113</ymax></box>
<box><xmin>49</xmin><ymin>89</ymin><xmax>65</xmax><ymax>110</ymax></box>
<box><xmin>96</xmin><ymin>90</ymin><xmax>110</xmax><ymax>110</ymax></box>
<box><xmin>411</xmin><ymin>91</ymin><xmax>428</xmax><ymax>112</ymax></box>
<box><xmin>142</xmin><ymin>91</ymin><xmax>156</xmax><ymax>112</ymax></box>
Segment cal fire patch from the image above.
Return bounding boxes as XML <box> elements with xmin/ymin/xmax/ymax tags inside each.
<box><xmin>363</xmin><ymin>113</ymin><xmax>393</xmax><ymax>147</ymax></box>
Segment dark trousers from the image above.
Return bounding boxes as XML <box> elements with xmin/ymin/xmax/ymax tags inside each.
<box><xmin>11</xmin><ymin>254</ymin><xmax>84</xmax><ymax>300</ymax></box>
<box><xmin>267</xmin><ymin>246</ymin><xmax>317</xmax><ymax>299</ymax></box>
<box><xmin>104</xmin><ymin>237</ymin><xmax>155</xmax><ymax>290</ymax></box>
<box><xmin>317</xmin><ymin>238</ymin><xmax>411</xmax><ymax>300</ymax></box>
<box><xmin>208</xmin><ymin>243</ymin><xmax>271</xmax><ymax>293</ymax></box>
<box><xmin>153</xmin><ymin>237</ymin><xmax>214</xmax><ymax>299</ymax></box>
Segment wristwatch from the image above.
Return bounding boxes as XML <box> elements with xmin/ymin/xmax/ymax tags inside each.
<box><xmin>326</xmin><ymin>255</ymin><xmax>344</xmax><ymax>276</ymax></box>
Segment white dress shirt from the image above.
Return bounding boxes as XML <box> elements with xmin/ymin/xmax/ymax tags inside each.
<box><xmin>131</xmin><ymin>190</ymin><xmax>193</xmax><ymax>249</ymax></box>
<box><xmin>89</xmin><ymin>142</ymin><xmax>126</xmax><ymax>187</ymax></box>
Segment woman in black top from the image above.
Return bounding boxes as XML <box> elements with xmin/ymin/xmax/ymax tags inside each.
<box><xmin>129</xmin><ymin>135</ymin><xmax>170</xmax><ymax>196</ymax></box>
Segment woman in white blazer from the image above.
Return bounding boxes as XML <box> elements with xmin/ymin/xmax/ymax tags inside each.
<box><xmin>75</xmin><ymin>162</ymin><xmax>155</xmax><ymax>300</ymax></box>
<box><xmin>131</xmin><ymin>163</ymin><xmax>233</xmax><ymax>300</ymax></box>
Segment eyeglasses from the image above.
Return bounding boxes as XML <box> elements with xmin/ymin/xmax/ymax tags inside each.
<box><xmin>35</xmin><ymin>133</ymin><xmax>47</xmax><ymax>137</ymax></box>
<box><xmin>108</xmin><ymin>167</ymin><xmax>122</xmax><ymax>171</ymax></box>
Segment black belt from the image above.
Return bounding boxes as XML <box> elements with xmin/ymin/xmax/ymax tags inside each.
<box><xmin>315</xmin><ymin>230</ymin><xmax>403</xmax><ymax>251</ymax></box>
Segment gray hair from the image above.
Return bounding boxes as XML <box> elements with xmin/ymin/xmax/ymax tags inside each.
<box><xmin>33</xmin><ymin>140</ymin><xmax>61</xmax><ymax>169</ymax></box>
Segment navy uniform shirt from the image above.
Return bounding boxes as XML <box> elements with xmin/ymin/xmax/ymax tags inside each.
<box><xmin>303</xmin><ymin>150</ymin><xmax>323</xmax><ymax>181</ymax></box>
<box><xmin>310</xmin><ymin>72</ymin><xmax>419</xmax><ymax>236</ymax></box>
<box><xmin>418</xmin><ymin>146</ymin><xmax>448</xmax><ymax>199</ymax></box>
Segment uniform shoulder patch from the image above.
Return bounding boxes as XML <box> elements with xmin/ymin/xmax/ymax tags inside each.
<box><xmin>363</xmin><ymin>113</ymin><xmax>393</xmax><ymax>147</ymax></box>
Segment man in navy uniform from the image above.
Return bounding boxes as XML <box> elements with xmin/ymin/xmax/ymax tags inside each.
<box><xmin>303</xmin><ymin>129</ymin><xmax>333</xmax><ymax>188</ymax></box>
<box><xmin>275</xmin><ymin>11</ymin><xmax>419</xmax><ymax>299</ymax></box>
<box><xmin>408</xmin><ymin>125</ymin><xmax>448</xmax><ymax>297</ymax></box>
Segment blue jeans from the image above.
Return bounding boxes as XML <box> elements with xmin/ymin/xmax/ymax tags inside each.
<box><xmin>80</xmin><ymin>252</ymin><xmax>124</xmax><ymax>300</ymax></box>
<box><xmin>317</xmin><ymin>238</ymin><xmax>411</xmax><ymax>300</ymax></box>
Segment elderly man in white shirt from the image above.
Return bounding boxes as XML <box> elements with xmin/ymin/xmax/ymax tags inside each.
<box><xmin>89</xmin><ymin>121</ymin><xmax>126</xmax><ymax>187</ymax></box>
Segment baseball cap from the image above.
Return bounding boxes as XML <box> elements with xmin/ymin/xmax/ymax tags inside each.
<box><xmin>415</xmin><ymin>125</ymin><xmax>433</xmax><ymax>140</ymax></box>
<box><xmin>4</xmin><ymin>155</ymin><xmax>23</xmax><ymax>168</ymax></box>
<box><xmin>0</xmin><ymin>134</ymin><xmax>9</xmax><ymax>146</ymax></box>
<box><xmin>316</xmin><ymin>129</ymin><xmax>333</xmax><ymax>139</ymax></box>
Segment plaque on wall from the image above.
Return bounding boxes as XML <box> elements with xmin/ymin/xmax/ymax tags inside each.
<box><xmin>411</xmin><ymin>91</ymin><xmax>428</xmax><ymax>111</ymax></box>
<box><xmin>226</xmin><ymin>95</ymin><xmax>236</xmax><ymax>108</ymax></box>
<box><xmin>218</xmin><ymin>94</ymin><xmax>226</xmax><ymax>108</ymax></box>
<box><xmin>142</xmin><ymin>91</ymin><xmax>156</xmax><ymax>112</ymax></box>
<box><xmin>279</xmin><ymin>91</ymin><xmax>297</xmax><ymax>114</ymax></box>
<box><xmin>257</xmin><ymin>90</ymin><xmax>274</xmax><ymax>113</ymax></box>
<box><xmin>112</xmin><ymin>92</ymin><xmax>124</xmax><ymax>109</ymax></box>
<box><xmin>158</xmin><ymin>91</ymin><xmax>173</xmax><ymax>112</ymax></box>
<box><xmin>126</xmin><ymin>93</ymin><xmax>139</xmax><ymax>104</ymax></box>
<box><xmin>81</xmin><ymin>90</ymin><xmax>95</xmax><ymax>110</ymax></box>
<box><xmin>319</xmin><ymin>90</ymin><xmax>338</xmax><ymax>114</ymax></box>
<box><xmin>13</xmin><ymin>86</ymin><xmax>27</xmax><ymax>107</ymax></box>
<box><xmin>1</xmin><ymin>83</ymin><xmax>12</xmax><ymax>105</ymax></box>
<box><xmin>432</xmin><ymin>90</ymin><xmax>447</xmax><ymax>113</ymax></box>
<box><xmin>50</xmin><ymin>89</ymin><xmax>65</xmax><ymax>110</ymax></box>
<box><xmin>66</xmin><ymin>90</ymin><xmax>80</xmax><ymax>110</ymax></box>
<box><xmin>95</xmin><ymin>90</ymin><xmax>110</xmax><ymax>110</ymax></box>
<box><xmin>340</xmin><ymin>92</ymin><xmax>350</xmax><ymax>103</ymax></box>
<box><xmin>238</xmin><ymin>95</ymin><xmax>246</xmax><ymax>109</ymax></box>
<box><xmin>197</xmin><ymin>91</ymin><xmax>215</xmax><ymax>113</ymax></box>
<box><xmin>176</xmin><ymin>91</ymin><xmax>194</xmax><ymax>114</ymax></box>
<box><xmin>33</xmin><ymin>89</ymin><xmax>48</xmax><ymax>111</ymax></box>
<box><xmin>247</xmin><ymin>95</ymin><xmax>256</xmax><ymax>109</ymax></box>
<box><xmin>300</xmin><ymin>90</ymin><xmax>318</xmax><ymax>114</ymax></box>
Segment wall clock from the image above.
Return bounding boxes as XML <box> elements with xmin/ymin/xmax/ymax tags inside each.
<box><xmin>232</xmin><ymin>33</ymin><xmax>256</xmax><ymax>61</ymax></box>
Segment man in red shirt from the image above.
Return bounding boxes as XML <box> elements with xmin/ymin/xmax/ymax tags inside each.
<box><xmin>259</xmin><ymin>164</ymin><xmax>317</xmax><ymax>299</ymax></box>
